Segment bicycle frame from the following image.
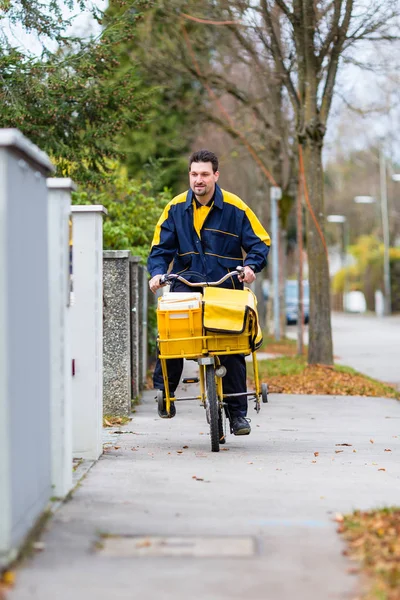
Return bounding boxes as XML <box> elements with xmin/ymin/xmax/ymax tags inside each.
<box><xmin>157</xmin><ymin>268</ymin><xmax>262</xmax><ymax>419</ymax></box>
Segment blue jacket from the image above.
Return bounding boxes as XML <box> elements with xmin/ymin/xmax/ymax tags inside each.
<box><xmin>147</xmin><ymin>184</ymin><xmax>271</xmax><ymax>289</ymax></box>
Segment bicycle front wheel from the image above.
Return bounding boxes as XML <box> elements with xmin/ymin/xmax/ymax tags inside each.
<box><xmin>205</xmin><ymin>364</ymin><xmax>219</xmax><ymax>452</ymax></box>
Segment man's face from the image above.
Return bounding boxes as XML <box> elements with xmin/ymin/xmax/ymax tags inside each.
<box><xmin>189</xmin><ymin>161</ymin><xmax>219</xmax><ymax>198</ymax></box>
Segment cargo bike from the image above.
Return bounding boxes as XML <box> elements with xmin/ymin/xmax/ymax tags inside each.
<box><xmin>156</xmin><ymin>266</ymin><xmax>269</xmax><ymax>452</ymax></box>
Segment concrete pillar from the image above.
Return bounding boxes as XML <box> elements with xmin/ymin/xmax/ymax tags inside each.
<box><xmin>138</xmin><ymin>265</ymin><xmax>150</xmax><ymax>390</ymax></box>
<box><xmin>103</xmin><ymin>250</ymin><xmax>132</xmax><ymax>416</ymax></box>
<box><xmin>129</xmin><ymin>256</ymin><xmax>141</xmax><ymax>399</ymax></box>
<box><xmin>47</xmin><ymin>178</ymin><xmax>75</xmax><ymax>498</ymax></box>
<box><xmin>70</xmin><ymin>205</ymin><xmax>107</xmax><ymax>460</ymax></box>
<box><xmin>0</xmin><ymin>129</ymin><xmax>54</xmax><ymax>567</ymax></box>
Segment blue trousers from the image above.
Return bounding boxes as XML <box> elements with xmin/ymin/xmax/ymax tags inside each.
<box><xmin>153</xmin><ymin>281</ymin><xmax>248</xmax><ymax>418</ymax></box>
<box><xmin>153</xmin><ymin>353</ymin><xmax>248</xmax><ymax>418</ymax></box>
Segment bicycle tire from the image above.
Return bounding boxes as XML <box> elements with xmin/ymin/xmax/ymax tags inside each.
<box><xmin>205</xmin><ymin>364</ymin><xmax>219</xmax><ymax>452</ymax></box>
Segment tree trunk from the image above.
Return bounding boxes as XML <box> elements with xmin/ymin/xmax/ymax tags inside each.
<box><xmin>303</xmin><ymin>142</ymin><xmax>333</xmax><ymax>365</ymax></box>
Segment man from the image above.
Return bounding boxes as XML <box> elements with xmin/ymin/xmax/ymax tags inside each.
<box><xmin>148</xmin><ymin>149</ymin><xmax>270</xmax><ymax>437</ymax></box>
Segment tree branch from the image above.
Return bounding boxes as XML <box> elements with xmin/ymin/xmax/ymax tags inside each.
<box><xmin>317</xmin><ymin>0</ymin><xmax>342</xmax><ymax>68</ymax></box>
<box><xmin>320</xmin><ymin>0</ymin><xmax>353</xmax><ymax>124</ymax></box>
<box><xmin>275</xmin><ymin>0</ymin><xmax>295</xmax><ymax>25</ymax></box>
<box><xmin>260</xmin><ymin>0</ymin><xmax>300</xmax><ymax>111</ymax></box>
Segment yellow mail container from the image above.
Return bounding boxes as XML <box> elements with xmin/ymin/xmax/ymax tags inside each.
<box><xmin>157</xmin><ymin>292</ymin><xmax>204</xmax><ymax>357</ymax></box>
<box><xmin>203</xmin><ymin>287</ymin><xmax>262</xmax><ymax>355</ymax></box>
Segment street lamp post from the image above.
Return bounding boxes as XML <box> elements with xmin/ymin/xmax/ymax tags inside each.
<box><xmin>354</xmin><ymin>188</ymin><xmax>391</xmax><ymax>315</ymax></box>
<box><xmin>380</xmin><ymin>149</ymin><xmax>391</xmax><ymax>315</ymax></box>
<box><xmin>270</xmin><ymin>186</ymin><xmax>282</xmax><ymax>341</ymax></box>
<box><xmin>327</xmin><ymin>215</ymin><xmax>348</xmax><ymax>311</ymax></box>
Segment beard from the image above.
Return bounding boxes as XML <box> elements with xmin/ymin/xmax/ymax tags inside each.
<box><xmin>194</xmin><ymin>185</ymin><xmax>207</xmax><ymax>196</ymax></box>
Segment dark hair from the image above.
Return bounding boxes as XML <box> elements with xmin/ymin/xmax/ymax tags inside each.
<box><xmin>189</xmin><ymin>149</ymin><xmax>219</xmax><ymax>173</ymax></box>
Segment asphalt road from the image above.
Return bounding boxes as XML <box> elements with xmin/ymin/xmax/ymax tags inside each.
<box><xmin>287</xmin><ymin>311</ymin><xmax>400</xmax><ymax>388</ymax></box>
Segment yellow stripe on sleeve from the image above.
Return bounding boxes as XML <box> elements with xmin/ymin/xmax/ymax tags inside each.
<box><xmin>151</xmin><ymin>192</ymin><xmax>187</xmax><ymax>247</ymax></box>
<box><xmin>222</xmin><ymin>190</ymin><xmax>271</xmax><ymax>246</ymax></box>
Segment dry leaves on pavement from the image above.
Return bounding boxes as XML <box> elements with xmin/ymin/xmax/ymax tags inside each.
<box><xmin>251</xmin><ymin>362</ymin><xmax>400</xmax><ymax>399</ymax></box>
<box><xmin>340</xmin><ymin>508</ymin><xmax>400</xmax><ymax>599</ymax></box>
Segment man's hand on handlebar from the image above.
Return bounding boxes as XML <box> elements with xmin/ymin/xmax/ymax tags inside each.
<box><xmin>149</xmin><ymin>265</ymin><xmax>255</xmax><ymax>292</ymax></box>
<box><xmin>149</xmin><ymin>274</ymin><xmax>163</xmax><ymax>293</ymax></box>
<box><xmin>238</xmin><ymin>265</ymin><xmax>256</xmax><ymax>284</ymax></box>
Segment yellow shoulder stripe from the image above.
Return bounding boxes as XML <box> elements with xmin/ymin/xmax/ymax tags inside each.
<box><xmin>151</xmin><ymin>191</ymin><xmax>187</xmax><ymax>247</ymax></box>
<box><xmin>221</xmin><ymin>189</ymin><xmax>271</xmax><ymax>246</ymax></box>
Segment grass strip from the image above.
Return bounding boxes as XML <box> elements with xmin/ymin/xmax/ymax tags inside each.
<box><xmin>340</xmin><ymin>508</ymin><xmax>400</xmax><ymax>599</ymax></box>
<box><xmin>248</xmin><ymin>355</ymin><xmax>399</xmax><ymax>399</ymax></box>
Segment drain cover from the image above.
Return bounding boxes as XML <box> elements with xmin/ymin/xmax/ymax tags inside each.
<box><xmin>98</xmin><ymin>536</ymin><xmax>256</xmax><ymax>557</ymax></box>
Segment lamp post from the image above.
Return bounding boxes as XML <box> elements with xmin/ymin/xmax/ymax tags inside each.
<box><xmin>327</xmin><ymin>215</ymin><xmax>348</xmax><ymax>311</ymax></box>
<box><xmin>270</xmin><ymin>186</ymin><xmax>282</xmax><ymax>340</ymax></box>
<box><xmin>354</xmin><ymin>184</ymin><xmax>391</xmax><ymax>316</ymax></box>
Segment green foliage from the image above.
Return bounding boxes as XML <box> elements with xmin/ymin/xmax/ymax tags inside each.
<box><xmin>0</xmin><ymin>0</ymin><xmax>84</xmax><ymax>42</ymax></box>
<box><xmin>72</xmin><ymin>163</ymin><xmax>171</xmax><ymax>260</ymax></box>
<box><xmin>106</xmin><ymin>0</ymin><xmax>209</xmax><ymax>193</ymax></box>
<box><xmin>0</xmin><ymin>3</ymin><xmax>154</xmax><ymax>185</ymax></box>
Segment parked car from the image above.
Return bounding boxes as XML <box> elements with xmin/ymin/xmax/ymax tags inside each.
<box><xmin>285</xmin><ymin>280</ymin><xmax>309</xmax><ymax>325</ymax></box>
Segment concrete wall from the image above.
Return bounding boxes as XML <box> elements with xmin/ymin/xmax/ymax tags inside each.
<box><xmin>129</xmin><ymin>257</ymin><xmax>141</xmax><ymax>400</ymax></box>
<box><xmin>0</xmin><ymin>129</ymin><xmax>55</xmax><ymax>566</ymax></box>
<box><xmin>47</xmin><ymin>178</ymin><xmax>75</xmax><ymax>498</ymax></box>
<box><xmin>103</xmin><ymin>251</ymin><xmax>131</xmax><ymax>416</ymax></box>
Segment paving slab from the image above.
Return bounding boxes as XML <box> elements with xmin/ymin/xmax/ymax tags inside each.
<box><xmin>9</xmin><ymin>359</ymin><xmax>400</xmax><ymax>600</ymax></box>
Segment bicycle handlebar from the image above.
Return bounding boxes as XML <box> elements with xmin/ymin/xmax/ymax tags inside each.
<box><xmin>159</xmin><ymin>266</ymin><xmax>245</xmax><ymax>287</ymax></box>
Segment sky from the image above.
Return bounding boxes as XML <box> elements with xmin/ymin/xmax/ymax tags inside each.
<box><xmin>2</xmin><ymin>0</ymin><xmax>108</xmax><ymax>56</ymax></box>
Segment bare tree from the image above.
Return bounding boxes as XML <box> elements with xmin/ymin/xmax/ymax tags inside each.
<box><xmin>213</xmin><ymin>0</ymin><xmax>400</xmax><ymax>364</ymax></box>
<box><xmin>123</xmin><ymin>0</ymin><xmax>400</xmax><ymax>363</ymax></box>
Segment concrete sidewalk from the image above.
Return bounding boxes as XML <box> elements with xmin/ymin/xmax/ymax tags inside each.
<box><xmin>9</xmin><ymin>366</ymin><xmax>400</xmax><ymax>599</ymax></box>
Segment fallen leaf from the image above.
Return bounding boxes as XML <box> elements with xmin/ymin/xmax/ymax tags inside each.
<box><xmin>1</xmin><ymin>571</ymin><xmax>16</xmax><ymax>587</ymax></box>
<box><xmin>335</xmin><ymin>450</ymin><xmax>344</xmax><ymax>454</ymax></box>
<box><xmin>136</xmin><ymin>539</ymin><xmax>152</xmax><ymax>548</ymax></box>
<box><xmin>312</xmin><ymin>460</ymin><xmax>317</xmax><ymax>463</ymax></box>
<box><xmin>114</xmin><ymin>446</ymin><xmax>120</xmax><ymax>450</ymax></box>
<box><xmin>221</xmin><ymin>448</ymin><xmax>230</xmax><ymax>451</ymax></box>
<box><xmin>384</xmin><ymin>449</ymin><xmax>391</xmax><ymax>452</ymax></box>
<box><xmin>247</xmin><ymin>462</ymin><xmax>253</xmax><ymax>464</ymax></box>
<box><xmin>353</xmin><ymin>449</ymin><xmax>357</xmax><ymax>453</ymax></box>
<box><xmin>370</xmin><ymin>439</ymin><xmax>374</xmax><ymax>444</ymax></box>
<box><xmin>176</xmin><ymin>450</ymin><xmax>183</xmax><ymax>454</ymax></box>
<box><xmin>314</xmin><ymin>451</ymin><xmax>319</xmax><ymax>457</ymax></box>
<box><xmin>192</xmin><ymin>476</ymin><xmax>204</xmax><ymax>481</ymax></box>
<box><xmin>335</xmin><ymin>443</ymin><xmax>352</xmax><ymax>446</ymax></box>
<box><xmin>131</xmin><ymin>448</ymin><xmax>137</xmax><ymax>451</ymax></box>
<box><xmin>378</xmin><ymin>468</ymin><xmax>386</xmax><ymax>472</ymax></box>
<box><xmin>104</xmin><ymin>418</ymin><xmax>112</xmax><ymax>427</ymax></box>
<box><xmin>183</xmin><ymin>445</ymin><xmax>189</xmax><ymax>449</ymax></box>
<box><xmin>334</xmin><ymin>513</ymin><xmax>344</xmax><ymax>523</ymax></box>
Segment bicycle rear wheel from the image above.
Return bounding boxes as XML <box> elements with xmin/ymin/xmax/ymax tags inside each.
<box><xmin>205</xmin><ymin>364</ymin><xmax>219</xmax><ymax>452</ymax></box>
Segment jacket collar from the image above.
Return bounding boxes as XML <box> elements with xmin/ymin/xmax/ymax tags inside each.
<box><xmin>184</xmin><ymin>183</ymin><xmax>223</xmax><ymax>210</ymax></box>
